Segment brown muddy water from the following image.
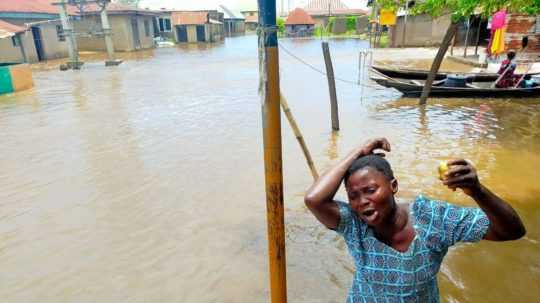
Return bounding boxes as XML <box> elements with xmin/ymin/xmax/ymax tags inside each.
<box><xmin>0</xmin><ymin>35</ymin><xmax>539</xmax><ymax>302</ymax></box>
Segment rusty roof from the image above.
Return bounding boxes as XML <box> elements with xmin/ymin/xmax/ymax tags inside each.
<box><xmin>305</xmin><ymin>0</ymin><xmax>348</xmax><ymax>10</ymax></box>
<box><xmin>285</xmin><ymin>8</ymin><xmax>315</xmax><ymax>25</ymax></box>
<box><xmin>80</xmin><ymin>3</ymin><xmax>160</xmax><ymax>16</ymax></box>
<box><xmin>0</xmin><ymin>0</ymin><xmax>61</xmax><ymax>14</ymax></box>
<box><xmin>171</xmin><ymin>11</ymin><xmax>208</xmax><ymax>25</ymax></box>
<box><xmin>245</xmin><ymin>15</ymin><xmax>258</xmax><ymax>23</ymax></box>
<box><xmin>0</xmin><ymin>0</ymin><xmax>157</xmax><ymax>16</ymax></box>
<box><xmin>304</xmin><ymin>0</ymin><xmax>367</xmax><ymax>16</ymax></box>
<box><xmin>0</xmin><ymin>19</ymin><xmax>26</xmax><ymax>39</ymax></box>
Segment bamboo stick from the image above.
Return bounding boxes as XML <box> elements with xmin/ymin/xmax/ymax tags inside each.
<box><xmin>280</xmin><ymin>93</ymin><xmax>319</xmax><ymax>180</ymax></box>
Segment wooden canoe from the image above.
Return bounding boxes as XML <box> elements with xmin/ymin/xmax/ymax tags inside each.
<box><xmin>371</xmin><ymin>65</ymin><xmax>540</xmax><ymax>82</ymax></box>
<box><xmin>370</xmin><ymin>73</ymin><xmax>540</xmax><ymax>98</ymax></box>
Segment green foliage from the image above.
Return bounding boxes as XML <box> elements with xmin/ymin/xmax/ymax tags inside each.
<box><xmin>277</xmin><ymin>17</ymin><xmax>285</xmax><ymax>34</ymax></box>
<box><xmin>346</xmin><ymin>16</ymin><xmax>357</xmax><ymax>31</ymax></box>
<box><xmin>327</xmin><ymin>16</ymin><xmax>336</xmax><ymax>32</ymax></box>
<box><xmin>375</xmin><ymin>0</ymin><xmax>540</xmax><ymax>20</ymax></box>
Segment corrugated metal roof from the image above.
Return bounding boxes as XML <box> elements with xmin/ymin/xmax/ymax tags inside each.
<box><xmin>218</xmin><ymin>5</ymin><xmax>244</xmax><ymax>20</ymax></box>
<box><xmin>0</xmin><ymin>19</ymin><xmax>26</xmax><ymax>39</ymax></box>
<box><xmin>306</xmin><ymin>8</ymin><xmax>368</xmax><ymax>16</ymax></box>
<box><xmin>80</xmin><ymin>3</ymin><xmax>159</xmax><ymax>16</ymax></box>
<box><xmin>305</xmin><ymin>0</ymin><xmax>348</xmax><ymax>10</ymax></box>
<box><xmin>304</xmin><ymin>0</ymin><xmax>367</xmax><ymax>16</ymax></box>
<box><xmin>0</xmin><ymin>0</ymin><xmax>157</xmax><ymax>16</ymax></box>
<box><xmin>171</xmin><ymin>11</ymin><xmax>208</xmax><ymax>25</ymax></box>
<box><xmin>285</xmin><ymin>8</ymin><xmax>315</xmax><ymax>25</ymax></box>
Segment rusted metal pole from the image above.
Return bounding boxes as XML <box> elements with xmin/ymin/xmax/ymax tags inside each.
<box><xmin>280</xmin><ymin>93</ymin><xmax>319</xmax><ymax>180</ymax></box>
<box><xmin>322</xmin><ymin>42</ymin><xmax>339</xmax><ymax>131</ymax></box>
<box><xmin>258</xmin><ymin>0</ymin><xmax>287</xmax><ymax>302</ymax></box>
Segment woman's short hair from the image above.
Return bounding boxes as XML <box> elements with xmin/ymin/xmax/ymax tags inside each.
<box><xmin>344</xmin><ymin>155</ymin><xmax>395</xmax><ymax>183</ymax></box>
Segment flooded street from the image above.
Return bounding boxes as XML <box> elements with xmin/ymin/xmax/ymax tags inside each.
<box><xmin>0</xmin><ymin>35</ymin><xmax>539</xmax><ymax>302</ymax></box>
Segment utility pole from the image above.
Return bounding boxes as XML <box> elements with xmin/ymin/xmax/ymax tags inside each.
<box><xmin>258</xmin><ymin>0</ymin><xmax>287</xmax><ymax>302</ymax></box>
<box><xmin>56</xmin><ymin>0</ymin><xmax>83</xmax><ymax>69</ymax></box>
<box><xmin>99</xmin><ymin>1</ymin><xmax>122</xmax><ymax>66</ymax></box>
<box><xmin>54</xmin><ymin>0</ymin><xmax>122</xmax><ymax>68</ymax></box>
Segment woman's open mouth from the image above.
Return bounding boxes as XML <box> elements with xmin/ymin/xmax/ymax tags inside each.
<box><xmin>361</xmin><ymin>209</ymin><xmax>378</xmax><ymax>222</ymax></box>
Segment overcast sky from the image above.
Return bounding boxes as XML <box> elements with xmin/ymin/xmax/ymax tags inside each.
<box><xmin>139</xmin><ymin>0</ymin><xmax>368</xmax><ymax>12</ymax></box>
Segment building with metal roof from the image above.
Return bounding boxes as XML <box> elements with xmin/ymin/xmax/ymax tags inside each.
<box><xmin>170</xmin><ymin>11</ymin><xmax>224</xmax><ymax>43</ymax></box>
<box><xmin>218</xmin><ymin>5</ymin><xmax>245</xmax><ymax>35</ymax></box>
<box><xmin>285</xmin><ymin>8</ymin><xmax>315</xmax><ymax>37</ymax></box>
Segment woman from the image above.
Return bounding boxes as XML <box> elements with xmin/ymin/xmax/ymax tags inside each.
<box><xmin>496</xmin><ymin>51</ymin><xmax>518</xmax><ymax>88</ymax></box>
<box><xmin>304</xmin><ymin>138</ymin><xmax>525</xmax><ymax>302</ymax></box>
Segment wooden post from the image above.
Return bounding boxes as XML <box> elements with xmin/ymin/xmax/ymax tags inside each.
<box><xmin>463</xmin><ymin>18</ymin><xmax>470</xmax><ymax>58</ymax></box>
<box><xmin>401</xmin><ymin>0</ymin><xmax>409</xmax><ymax>46</ymax></box>
<box><xmin>419</xmin><ymin>21</ymin><xmax>458</xmax><ymax>105</ymax></box>
<box><xmin>321</xmin><ymin>42</ymin><xmax>339</xmax><ymax>131</ymax></box>
<box><xmin>257</xmin><ymin>1</ymin><xmax>287</xmax><ymax>302</ymax></box>
<box><xmin>280</xmin><ymin>93</ymin><xmax>319</xmax><ymax>180</ymax></box>
<box><xmin>474</xmin><ymin>17</ymin><xmax>481</xmax><ymax>56</ymax></box>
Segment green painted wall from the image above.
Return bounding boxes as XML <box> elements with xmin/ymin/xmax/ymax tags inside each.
<box><xmin>0</xmin><ymin>66</ymin><xmax>14</xmax><ymax>95</ymax></box>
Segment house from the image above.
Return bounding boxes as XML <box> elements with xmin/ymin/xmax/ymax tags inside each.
<box><xmin>73</xmin><ymin>3</ymin><xmax>158</xmax><ymax>52</ymax></box>
<box><xmin>505</xmin><ymin>14</ymin><xmax>540</xmax><ymax>54</ymax></box>
<box><xmin>304</xmin><ymin>0</ymin><xmax>367</xmax><ymax>29</ymax></box>
<box><xmin>171</xmin><ymin>11</ymin><xmax>224</xmax><ymax>43</ymax></box>
<box><xmin>285</xmin><ymin>8</ymin><xmax>315</xmax><ymax>37</ymax></box>
<box><xmin>0</xmin><ymin>0</ymin><xmax>69</xmax><ymax>62</ymax></box>
<box><xmin>0</xmin><ymin>20</ymin><xmax>33</xmax><ymax>63</ymax></box>
<box><xmin>241</xmin><ymin>10</ymin><xmax>258</xmax><ymax>32</ymax></box>
<box><xmin>219</xmin><ymin>5</ymin><xmax>245</xmax><ymax>35</ymax></box>
<box><xmin>156</xmin><ymin>9</ymin><xmax>173</xmax><ymax>40</ymax></box>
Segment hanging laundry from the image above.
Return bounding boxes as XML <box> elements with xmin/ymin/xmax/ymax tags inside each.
<box><xmin>491</xmin><ymin>9</ymin><xmax>507</xmax><ymax>30</ymax></box>
<box><xmin>490</xmin><ymin>27</ymin><xmax>506</xmax><ymax>56</ymax></box>
<box><xmin>379</xmin><ymin>9</ymin><xmax>396</xmax><ymax>26</ymax></box>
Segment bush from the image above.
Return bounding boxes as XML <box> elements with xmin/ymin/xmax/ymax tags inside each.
<box><xmin>327</xmin><ymin>17</ymin><xmax>336</xmax><ymax>32</ymax></box>
<box><xmin>277</xmin><ymin>17</ymin><xmax>285</xmax><ymax>34</ymax></box>
<box><xmin>346</xmin><ymin>16</ymin><xmax>357</xmax><ymax>32</ymax></box>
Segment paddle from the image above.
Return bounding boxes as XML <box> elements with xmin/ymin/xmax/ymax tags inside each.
<box><xmin>513</xmin><ymin>63</ymin><xmax>533</xmax><ymax>88</ymax></box>
<box><xmin>491</xmin><ymin>63</ymin><xmax>515</xmax><ymax>88</ymax></box>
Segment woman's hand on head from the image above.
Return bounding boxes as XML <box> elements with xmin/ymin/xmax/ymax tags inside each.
<box><xmin>443</xmin><ymin>159</ymin><xmax>481</xmax><ymax>196</ymax></box>
<box><xmin>359</xmin><ymin>138</ymin><xmax>391</xmax><ymax>157</ymax></box>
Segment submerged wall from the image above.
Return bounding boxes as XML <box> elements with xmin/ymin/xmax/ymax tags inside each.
<box><xmin>0</xmin><ymin>63</ymin><xmax>33</xmax><ymax>95</ymax></box>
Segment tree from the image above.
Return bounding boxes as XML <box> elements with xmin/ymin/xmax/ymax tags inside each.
<box><xmin>377</xmin><ymin>0</ymin><xmax>540</xmax><ymax>104</ymax></box>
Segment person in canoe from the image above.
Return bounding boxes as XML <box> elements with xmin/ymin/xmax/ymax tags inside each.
<box><xmin>304</xmin><ymin>138</ymin><xmax>526</xmax><ymax>302</ymax></box>
<box><xmin>496</xmin><ymin>51</ymin><xmax>518</xmax><ymax>88</ymax></box>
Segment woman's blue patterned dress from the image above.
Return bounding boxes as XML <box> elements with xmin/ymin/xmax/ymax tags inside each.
<box><xmin>335</xmin><ymin>195</ymin><xmax>490</xmax><ymax>303</ymax></box>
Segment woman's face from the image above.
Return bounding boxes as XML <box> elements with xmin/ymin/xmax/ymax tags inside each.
<box><xmin>345</xmin><ymin>167</ymin><xmax>398</xmax><ymax>227</ymax></box>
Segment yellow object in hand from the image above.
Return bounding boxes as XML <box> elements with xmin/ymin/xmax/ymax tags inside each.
<box><xmin>438</xmin><ymin>161</ymin><xmax>449</xmax><ymax>181</ymax></box>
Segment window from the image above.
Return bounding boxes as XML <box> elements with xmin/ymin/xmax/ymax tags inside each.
<box><xmin>144</xmin><ymin>19</ymin><xmax>150</xmax><ymax>37</ymax></box>
<box><xmin>56</xmin><ymin>24</ymin><xmax>65</xmax><ymax>41</ymax></box>
<box><xmin>11</xmin><ymin>36</ymin><xmax>19</xmax><ymax>47</ymax></box>
<box><xmin>159</xmin><ymin>18</ymin><xmax>165</xmax><ymax>31</ymax></box>
<box><xmin>158</xmin><ymin>18</ymin><xmax>171</xmax><ymax>32</ymax></box>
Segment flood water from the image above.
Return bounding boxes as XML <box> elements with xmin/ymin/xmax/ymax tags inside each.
<box><xmin>0</xmin><ymin>35</ymin><xmax>539</xmax><ymax>302</ymax></box>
